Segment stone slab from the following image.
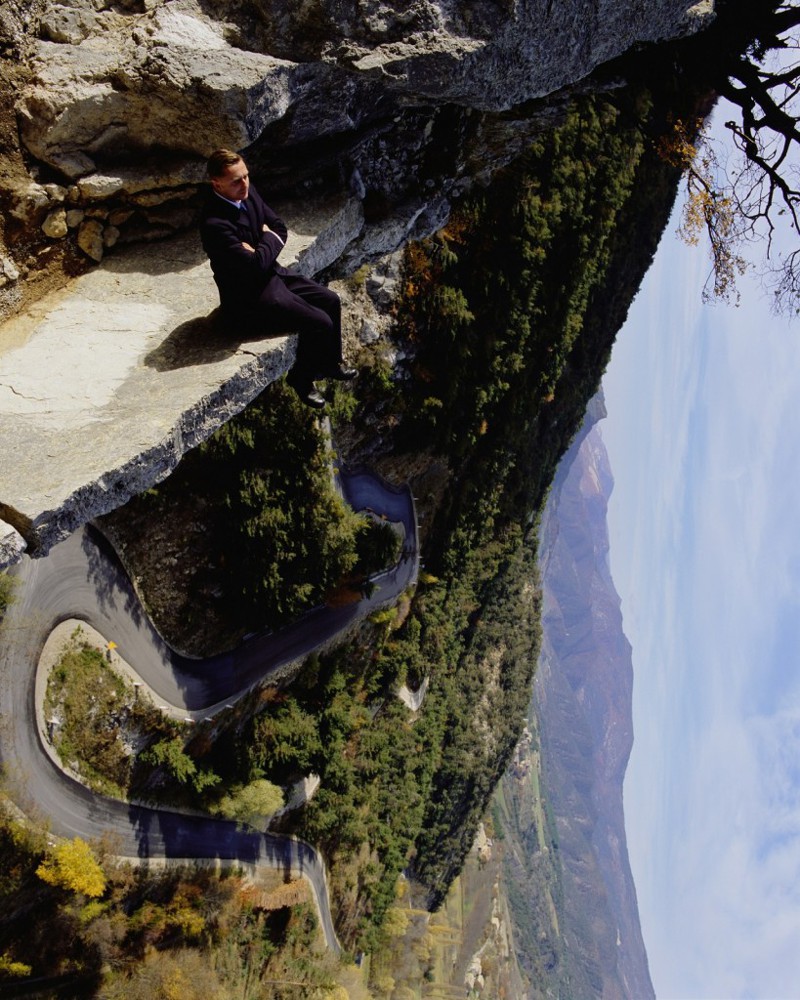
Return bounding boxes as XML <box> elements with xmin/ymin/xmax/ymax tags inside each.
<box><xmin>0</xmin><ymin>193</ymin><xmax>364</xmax><ymax>564</ymax></box>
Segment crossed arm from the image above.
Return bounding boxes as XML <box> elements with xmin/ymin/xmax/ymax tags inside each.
<box><xmin>202</xmin><ymin>214</ymin><xmax>286</xmax><ymax>281</ymax></box>
<box><xmin>241</xmin><ymin>222</ymin><xmax>283</xmax><ymax>253</ymax></box>
<box><xmin>200</xmin><ymin>187</ymin><xmax>289</xmax><ymax>290</ymax></box>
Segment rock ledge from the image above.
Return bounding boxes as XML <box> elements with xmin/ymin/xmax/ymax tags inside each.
<box><xmin>0</xmin><ymin>194</ymin><xmax>363</xmax><ymax>566</ymax></box>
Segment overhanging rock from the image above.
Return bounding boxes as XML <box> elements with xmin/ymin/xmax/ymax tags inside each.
<box><xmin>0</xmin><ymin>193</ymin><xmax>363</xmax><ymax>567</ymax></box>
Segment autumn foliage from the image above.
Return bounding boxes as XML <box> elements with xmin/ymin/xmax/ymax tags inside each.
<box><xmin>36</xmin><ymin>837</ymin><xmax>107</xmax><ymax>898</ymax></box>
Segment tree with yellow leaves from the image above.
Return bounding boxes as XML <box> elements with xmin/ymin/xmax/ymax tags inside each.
<box><xmin>36</xmin><ymin>837</ymin><xmax>106</xmax><ymax>897</ymax></box>
<box><xmin>657</xmin><ymin>116</ymin><xmax>748</xmax><ymax>305</ymax></box>
<box><xmin>313</xmin><ymin>988</ymin><xmax>350</xmax><ymax>1000</ymax></box>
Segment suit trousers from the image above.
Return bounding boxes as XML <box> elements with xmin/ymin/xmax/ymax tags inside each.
<box><xmin>251</xmin><ymin>272</ymin><xmax>342</xmax><ymax>381</ymax></box>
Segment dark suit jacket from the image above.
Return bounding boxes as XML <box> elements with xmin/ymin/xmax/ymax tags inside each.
<box><xmin>199</xmin><ymin>183</ymin><xmax>290</xmax><ymax>316</ymax></box>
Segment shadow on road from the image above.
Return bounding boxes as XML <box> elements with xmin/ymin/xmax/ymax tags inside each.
<box><xmin>81</xmin><ymin>526</ymin><xmax>146</xmax><ymax>632</ymax></box>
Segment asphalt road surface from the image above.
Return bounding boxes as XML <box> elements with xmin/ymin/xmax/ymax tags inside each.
<box><xmin>0</xmin><ymin>467</ymin><xmax>419</xmax><ymax>953</ymax></box>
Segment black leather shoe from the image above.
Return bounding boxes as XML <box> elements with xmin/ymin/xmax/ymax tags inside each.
<box><xmin>286</xmin><ymin>371</ymin><xmax>327</xmax><ymax>409</ymax></box>
<box><xmin>299</xmin><ymin>386</ymin><xmax>327</xmax><ymax>409</ymax></box>
<box><xmin>322</xmin><ymin>364</ymin><xmax>358</xmax><ymax>381</ymax></box>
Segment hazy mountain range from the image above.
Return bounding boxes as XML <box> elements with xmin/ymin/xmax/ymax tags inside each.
<box><xmin>500</xmin><ymin>393</ymin><xmax>654</xmax><ymax>999</ymax></box>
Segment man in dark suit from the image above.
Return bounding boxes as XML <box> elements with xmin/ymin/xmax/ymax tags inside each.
<box><xmin>200</xmin><ymin>148</ymin><xmax>356</xmax><ymax>408</ymax></box>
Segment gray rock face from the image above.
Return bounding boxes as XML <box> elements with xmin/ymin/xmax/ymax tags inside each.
<box><xmin>0</xmin><ymin>0</ymin><xmax>715</xmax><ymax>565</ymax></box>
<box><xmin>4</xmin><ymin>0</ymin><xmax>714</xmax><ymax>278</ymax></box>
<box><xmin>19</xmin><ymin>0</ymin><xmax>715</xmax><ymax>155</ymax></box>
<box><xmin>0</xmin><ymin>519</ymin><xmax>26</xmax><ymax>567</ymax></box>
<box><xmin>19</xmin><ymin>6</ymin><xmax>297</xmax><ymax>176</ymax></box>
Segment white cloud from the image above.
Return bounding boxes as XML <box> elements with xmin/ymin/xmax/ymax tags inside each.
<box><xmin>670</xmin><ymin>710</ymin><xmax>800</xmax><ymax>999</ymax></box>
<box><xmin>635</xmin><ymin>702</ymin><xmax>800</xmax><ymax>999</ymax></box>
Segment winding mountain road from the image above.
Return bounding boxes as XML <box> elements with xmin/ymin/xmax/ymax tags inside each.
<box><xmin>0</xmin><ymin>467</ymin><xmax>418</xmax><ymax>953</ymax></box>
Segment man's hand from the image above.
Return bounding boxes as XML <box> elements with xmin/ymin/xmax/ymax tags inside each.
<box><xmin>261</xmin><ymin>221</ymin><xmax>285</xmax><ymax>247</ymax></box>
<box><xmin>241</xmin><ymin>242</ymin><xmax>255</xmax><ymax>252</ymax></box>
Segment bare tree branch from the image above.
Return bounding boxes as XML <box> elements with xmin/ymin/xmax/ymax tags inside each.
<box><xmin>662</xmin><ymin>3</ymin><xmax>800</xmax><ymax>312</ymax></box>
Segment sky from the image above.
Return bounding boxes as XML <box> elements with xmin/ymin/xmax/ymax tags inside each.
<box><xmin>602</xmin><ymin>130</ymin><xmax>800</xmax><ymax>997</ymax></box>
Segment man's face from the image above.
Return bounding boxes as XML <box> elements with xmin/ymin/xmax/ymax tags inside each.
<box><xmin>212</xmin><ymin>160</ymin><xmax>250</xmax><ymax>202</ymax></box>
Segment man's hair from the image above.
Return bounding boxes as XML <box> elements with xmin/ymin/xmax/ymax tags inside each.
<box><xmin>207</xmin><ymin>148</ymin><xmax>243</xmax><ymax>179</ymax></box>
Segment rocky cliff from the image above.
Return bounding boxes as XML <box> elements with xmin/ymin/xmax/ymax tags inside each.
<box><xmin>1</xmin><ymin>0</ymin><xmax>714</xmax><ymax>291</ymax></box>
<box><xmin>3</xmin><ymin>0</ymin><xmax>714</xmax><ymax>252</ymax></box>
<box><xmin>0</xmin><ymin>0</ymin><xmax>713</xmax><ymax>562</ymax></box>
